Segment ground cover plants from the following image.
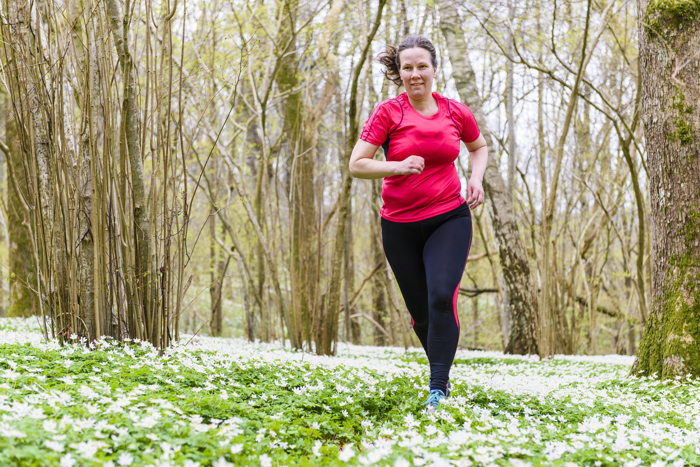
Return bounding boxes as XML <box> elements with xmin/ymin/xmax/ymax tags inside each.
<box><xmin>0</xmin><ymin>318</ymin><xmax>698</xmax><ymax>466</ymax></box>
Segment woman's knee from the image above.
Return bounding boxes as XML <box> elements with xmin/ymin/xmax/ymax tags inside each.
<box><xmin>429</xmin><ymin>288</ymin><xmax>457</xmax><ymax>315</ymax></box>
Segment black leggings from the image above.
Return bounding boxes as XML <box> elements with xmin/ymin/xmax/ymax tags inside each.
<box><xmin>381</xmin><ymin>202</ymin><xmax>472</xmax><ymax>393</ymax></box>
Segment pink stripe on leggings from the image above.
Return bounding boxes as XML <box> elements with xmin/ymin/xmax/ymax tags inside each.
<box><xmin>452</xmin><ymin>283</ymin><xmax>461</xmax><ymax>330</ymax></box>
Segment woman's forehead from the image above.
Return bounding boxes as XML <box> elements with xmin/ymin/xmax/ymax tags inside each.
<box><xmin>399</xmin><ymin>47</ymin><xmax>433</xmax><ymax>64</ymax></box>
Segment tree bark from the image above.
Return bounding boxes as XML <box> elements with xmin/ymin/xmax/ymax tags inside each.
<box><xmin>5</xmin><ymin>77</ymin><xmax>37</xmax><ymax>317</ymax></box>
<box><xmin>437</xmin><ymin>0</ymin><xmax>538</xmax><ymax>355</ymax></box>
<box><xmin>2</xmin><ymin>0</ymin><xmax>36</xmax><ymax>316</ymax></box>
<box><xmin>70</xmin><ymin>0</ymin><xmax>101</xmax><ymax>341</ymax></box>
<box><xmin>276</xmin><ymin>0</ymin><xmax>310</xmax><ymax>348</ymax></box>
<box><xmin>324</xmin><ymin>0</ymin><xmax>387</xmax><ymax>355</ymax></box>
<box><xmin>506</xmin><ymin>0</ymin><xmax>516</xmax><ymax>203</ymax></box>
<box><xmin>370</xmin><ymin>179</ymin><xmax>388</xmax><ymax>345</ymax></box>
<box><xmin>106</xmin><ymin>0</ymin><xmax>151</xmax><ymax>343</ymax></box>
<box><xmin>632</xmin><ymin>0</ymin><xmax>700</xmax><ymax>379</ymax></box>
<box><xmin>472</xmin><ymin>297</ymin><xmax>479</xmax><ymax>348</ymax></box>
<box><xmin>209</xmin><ymin>210</ymin><xmax>223</xmax><ymax>336</ymax></box>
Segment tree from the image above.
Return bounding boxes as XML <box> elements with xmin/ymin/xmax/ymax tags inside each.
<box><xmin>437</xmin><ymin>0</ymin><xmax>539</xmax><ymax>355</ymax></box>
<box><xmin>3</xmin><ymin>30</ymin><xmax>37</xmax><ymax>317</ymax></box>
<box><xmin>632</xmin><ymin>0</ymin><xmax>700</xmax><ymax>379</ymax></box>
<box><xmin>325</xmin><ymin>0</ymin><xmax>387</xmax><ymax>355</ymax></box>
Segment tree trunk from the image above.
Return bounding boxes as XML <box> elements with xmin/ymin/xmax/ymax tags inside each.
<box><xmin>505</xmin><ymin>0</ymin><xmax>516</xmax><ymax>203</ymax></box>
<box><xmin>370</xmin><ymin>179</ymin><xmax>388</xmax><ymax>345</ymax></box>
<box><xmin>278</xmin><ymin>0</ymin><xmax>342</xmax><ymax>351</ymax></box>
<box><xmin>209</xmin><ymin>211</ymin><xmax>223</xmax><ymax>336</ymax></box>
<box><xmin>276</xmin><ymin>9</ymin><xmax>312</xmax><ymax>348</ymax></box>
<box><xmin>5</xmin><ymin>80</ymin><xmax>37</xmax><ymax>318</ymax></box>
<box><xmin>324</xmin><ymin>0</ymin><xmax>387</xmax><ymax>355</ymax></box>
<box><xmin>106</xmin><ymin>0</ymin><xmax>151</xmax><ymax>343</ymax></box>
<box><xmin>2</xmin><ymin>0</ymin><xmax>36</xmax><ymax>316</ymax></box>
<box><xmin>632</xmin><ymin>0</ymin><xmax>700</xmax><ymax>379</ymax></box>
<box><xmin>71</xmin><ymin>0</ymin><xmax>101</xmax><ymax>341</ymax></box>
<box><xmin>437</xmin><ymin>0</ymin><xmax>538</xmax><ymax>355</ymax></box>
<box><xmin>472</xmin><ymin>297</ymin><xmax>479</xmax><ymax>348</ymax></box>
<box><xmin>344</xmin><ymin>199</ymin><xmax>361</xmax><ymax>343</ymax></box>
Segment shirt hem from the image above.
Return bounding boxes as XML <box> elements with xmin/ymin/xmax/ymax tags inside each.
<box><xmin>380</xmin><ymin>197</ymin><xmax>466</xmax><ymax>223</ymax></box>
<box><xmin>360</xmin><ymin>137</ymin><xmax>384</xmax><ymax>146</ymax></box>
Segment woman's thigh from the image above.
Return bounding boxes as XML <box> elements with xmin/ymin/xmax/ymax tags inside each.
<box><xmin>381</xmin><ymin>219</ymin><xmax>429</xmax><ymax>323</ymax></box>
<box><xmin>422</xmin><ymin>215</ymin><xmax>472</xmax><ymax>315</ymax></box>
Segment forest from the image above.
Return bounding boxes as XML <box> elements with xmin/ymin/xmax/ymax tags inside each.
<box><xmin>0</xmin><ymin>0</ymin><xmax>698</xmax><ymax>369</ymax></box>
<box><xmin>1</xmin><ymin>0</ymin><xmax>700</xmax><ymax>465</ymax></box>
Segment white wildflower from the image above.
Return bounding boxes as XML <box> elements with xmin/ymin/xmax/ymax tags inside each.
<box><xmin>339</xmin><ymin>444</ymin><xmax>355</xmax><ymax>462</ymax></box>
<box><xmin>259</xmin><ymin>454</ymin><xmax>272</xmax><ymax>467</ymax></box>
<box><xmin>43</xmin><ymin>440</ymin><xmax>64</xmax><ymax>452</ymax></box>
<box><xmin>212</xmin><ymin>457</ymin><xmax>234</xmax><ymax>467</ymax></box>
<box><xmin>116</xmin><ymin>453</ymin><xmax>133</xmax><ymax>466</ymax></box>
<box><xmin>75</xmin><ymin>440</ymin><xmax>101</xmax><ymax>458</ymax></box>
<box><xmin>60</xmin><ymin>453</ymin><xmax>76</xmax><ymax>467</ymax></box>
<box><xmin>2</xmin><ymin>370</ymin><xmax>20</xmax><ymax>380</ymax></box>
<box><xmin>43</xmin><ymin>419</ymin><xmax>58</xmax><ymax>433</ymax></box>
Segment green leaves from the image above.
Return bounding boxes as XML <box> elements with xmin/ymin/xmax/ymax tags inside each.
<box><xmin>0</xmin><ymin>318</ymin><xmax>700</xmax><ymax>466</ymax></box>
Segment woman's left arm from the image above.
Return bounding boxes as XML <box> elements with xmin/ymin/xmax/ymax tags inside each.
<box><xmin>465</xmin><ymin>134</ymin><xmax>488</xmax><ymax>209</ymax></box>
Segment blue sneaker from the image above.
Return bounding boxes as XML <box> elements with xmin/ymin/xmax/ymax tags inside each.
<box><xmin>425</xmin><ymin>389</ymin><xmax>446</xmax><ymax>414</ymax></box>
<box><xmin>428</xmin><ymin>379</ymin><xmax>452</xmax><ymax>397</ymax></box>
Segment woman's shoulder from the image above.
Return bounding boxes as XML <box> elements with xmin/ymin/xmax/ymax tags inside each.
<box><xmin>364</xmin><ymin>95</ymin><xmax>406</xmax><ymax>128</ymax></box>
<box><xmin>434</xmin><ymin>93</ymin><xmax>473</xmax><ymax>116</ymax></box>
<box><xmin>361</xmin><ymin>95</ymin><xmax>408</xmax><ymax>143</ymax></box>
<box><xmin>371</xmin><ymin>94</ymin><xmax>408</xmax><ymax>115</ymax></box>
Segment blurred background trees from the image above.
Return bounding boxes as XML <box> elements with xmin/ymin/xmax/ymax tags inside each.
<box><xmin>0</xmin><ymin>0</ymin><xmax>654</xmax><ymax>357</ymax></box>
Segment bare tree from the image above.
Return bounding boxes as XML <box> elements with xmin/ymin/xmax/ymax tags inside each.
<box><xmin>632</xmin><ymin>0</ymin><xmax>700</xmax><ymax>379</ymax></box>
<box><xmin>437</xmin><ymin>0</ymin><xmax>539</xmax><ymax>355</ymax></box>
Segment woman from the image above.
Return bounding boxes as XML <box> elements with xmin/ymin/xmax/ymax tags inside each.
<box><xmin>348</xmin><ymin>35</ymin><xmax>488</xmax><ymax>413</ymax></box>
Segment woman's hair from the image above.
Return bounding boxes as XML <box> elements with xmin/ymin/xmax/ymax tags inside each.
<box><xmin>377</xmin><ymin>35</ymin><xmax>438</xmax><ymax>87</ymax></box>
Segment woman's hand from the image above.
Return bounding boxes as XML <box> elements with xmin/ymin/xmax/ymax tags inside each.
<box><xmin>395</xmin><ymin>155</ymin><xmax>425</xmax><ymax>175</ymax></box>
<box><xmin>466</xmin><ymin>177</ymin><xmax>485</xmax><ymax>209</ymax></box>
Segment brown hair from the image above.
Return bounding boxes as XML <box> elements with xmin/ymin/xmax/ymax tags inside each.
<box><xmin>377</xmin><ymin>35</ymin><xmax>438</xmax><ymax>87</ymax></box>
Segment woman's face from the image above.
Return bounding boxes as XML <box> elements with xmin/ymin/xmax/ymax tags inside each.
<box><xmin>398</xmin><ymin>47</ymin><xmax>436</xmax><ymax>101</ymax></box>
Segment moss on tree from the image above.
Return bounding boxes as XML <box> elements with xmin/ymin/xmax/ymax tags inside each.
<box><xmin>645</xmin><ymin>0</ymin><xmax>700</xmax><ymax>37</ymax></box>
<box><xmin>668</xmin><ymin>92</ymin><xmax>695</xmax><ymax>148</ymax></box>
<box><xmin>634</xmin><ymin>208</ymin><xmax>700</xmax><ymax>379</ymax></box>
<box><xmin>6</xmin><ymin>105</ymin><xmax>38</xmax><ymax>318</ymax></box>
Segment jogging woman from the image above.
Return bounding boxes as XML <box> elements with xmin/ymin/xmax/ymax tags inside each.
<box><xmin>348</xmin><ymin>35</ymin><xmax>488</xmax><ymax>413</ymax></box>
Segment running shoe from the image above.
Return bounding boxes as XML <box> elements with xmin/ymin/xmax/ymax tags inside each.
<box><xmin>428</xmin><ymin>379</ymin><xmax>452</xmax><ymax>397</ymax></box>
<box><xmin>425</xmin><ymin>389</ymin><xmax>446</xmax><ymax>414</ymax></box>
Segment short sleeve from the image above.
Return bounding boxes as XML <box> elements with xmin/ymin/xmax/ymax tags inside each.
<box><xmin>360</xmin><ymin>102</ymin><xmax>394</xmax><ymax>146</ymax></box>
<box><xmin>459</xmin><ymin>104</ymin><xmax>481</xmax><ymax>144</ymax></box>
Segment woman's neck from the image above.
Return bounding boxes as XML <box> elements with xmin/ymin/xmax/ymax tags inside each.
<box><xmin>407</xmin><ymin>92</ymin><xmax>438</xmax><ymax>116</ymax></box>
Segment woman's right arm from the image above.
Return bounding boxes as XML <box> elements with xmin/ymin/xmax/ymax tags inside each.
<box><xmin>348</xmin><ymin>140</ymin><xmax>424</xmax><ymax>179</ymax></box>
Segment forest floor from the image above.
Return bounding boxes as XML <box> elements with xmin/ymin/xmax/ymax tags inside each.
<box><xmin>0</xmin><ymin>318</ymin><xmax>698</xmax><ymax>466</ymax></box>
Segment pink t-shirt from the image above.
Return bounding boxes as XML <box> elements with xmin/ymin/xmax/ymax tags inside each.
<box><xmin>360</xmin><ymin>92</ymin><xmax>481</xmax><ymax>222</ymax></box>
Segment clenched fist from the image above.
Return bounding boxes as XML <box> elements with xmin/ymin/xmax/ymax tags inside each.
<box><xmin>395</xmin><ymin>155</ymin><xmax>425</xmax><ymax>175</ymax></box>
